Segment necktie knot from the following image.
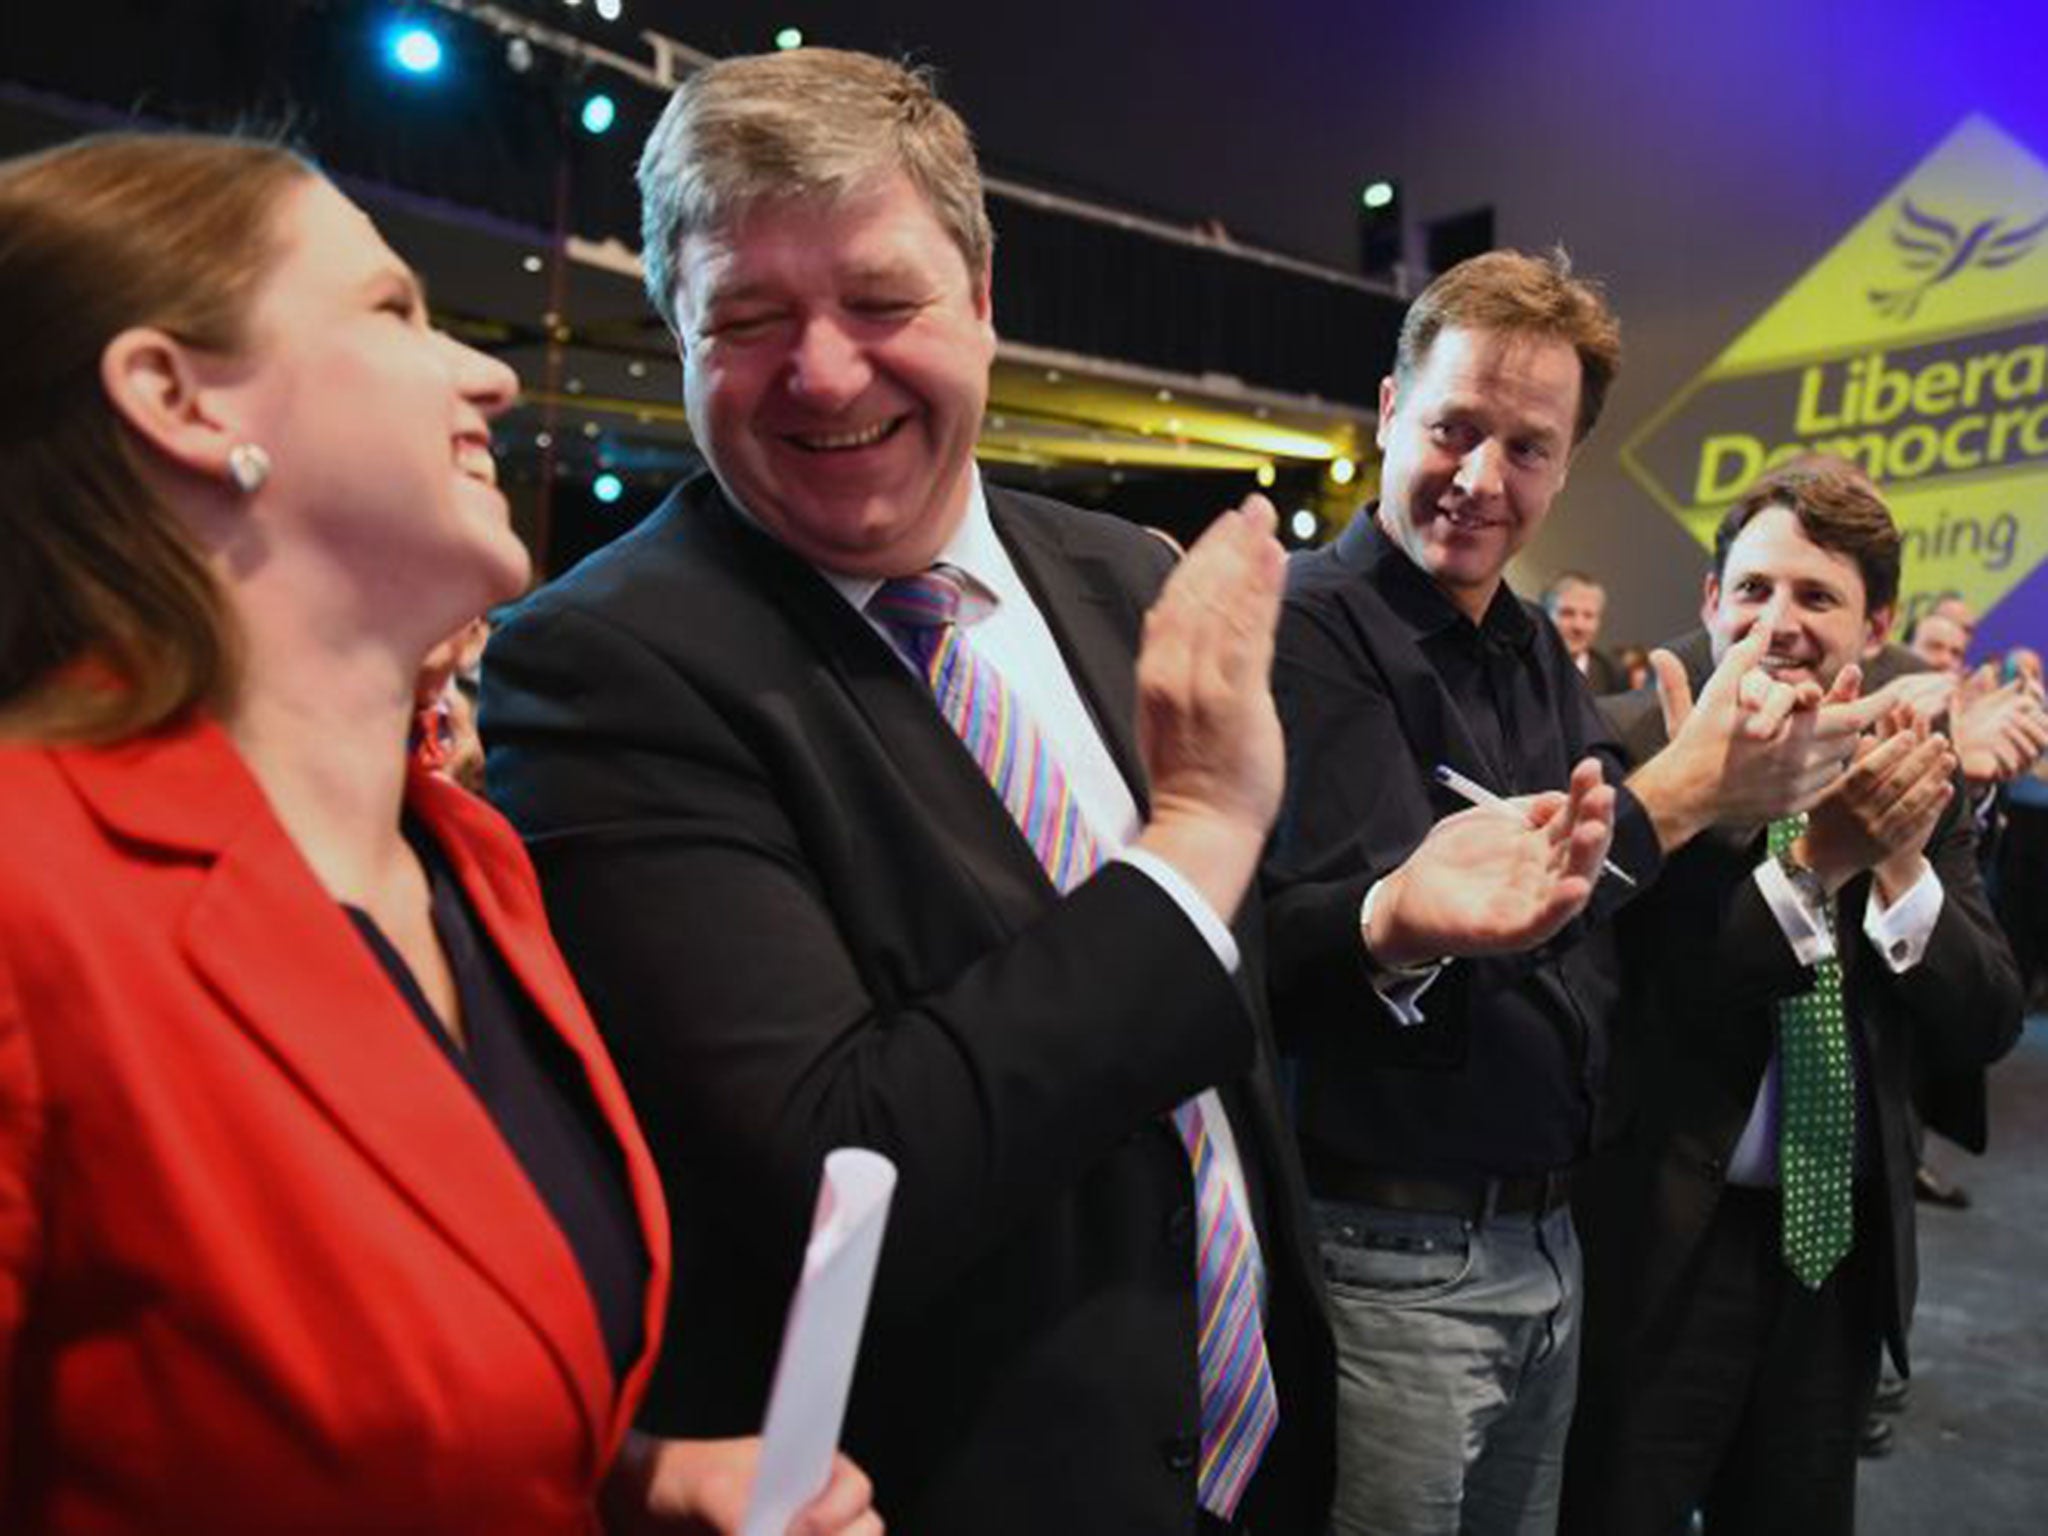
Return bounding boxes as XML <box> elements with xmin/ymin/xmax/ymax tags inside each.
<box><xmin>1767</xmin><ymin>812</ymin><xmax>1808</xmax><ymax>857</ymax></box>
<box><xmin>868</xmin><ymin>567</ymin><xmax>968</xmax><ymax>633</ymax></box>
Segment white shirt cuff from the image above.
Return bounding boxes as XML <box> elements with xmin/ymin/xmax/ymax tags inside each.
<box><xmin>1863</xmin><ymin>860</ymin><xmax>1944</xmax><ymax>973</ymax></box>
<box><xmin>1115</xmin><ymin>848</ymin><xmax>1240</xmax><ymax>975</ymax></box>
<box><xmin>1754</xmin><ymin>856</ymin><xmax>1836</xmax><ymax>967</ymax></box>
<box><xmin>1358</xmin><ymin>878</ymin><xmax>1448</xmax><ymax>1027</ymax></box>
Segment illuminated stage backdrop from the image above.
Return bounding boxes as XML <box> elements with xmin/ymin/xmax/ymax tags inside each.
<box><xmin>1622</xmin><ymin>115</ymin><xmax>2048</xmax><ymax>648</ymax></box>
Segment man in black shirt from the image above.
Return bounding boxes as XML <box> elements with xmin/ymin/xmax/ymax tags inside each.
<box><xmin>1263</xmin><ymin>250</ymin><xmax>1877</xmax><ymax>1535</ymax></box>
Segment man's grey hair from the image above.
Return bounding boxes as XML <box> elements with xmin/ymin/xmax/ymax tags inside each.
<box><xmin>636</xmin><ymin>48</ymin><xmax>995</xmax><ymax>334</ymax></box>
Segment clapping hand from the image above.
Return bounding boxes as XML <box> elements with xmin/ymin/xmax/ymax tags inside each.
<box><xmin>1629</xmin><ymin>626</ymin><xmax>1882</xmax><ymax>848</ymax></box>
<box><xmin>1366</xmin><ymin>757</ymin><xmax>1615</xmax><ymax>968</ymax></box>
<box><xmin>1132</xmin><ymin>495</ymin><xmax>1288</xmax><ymax>920</ymax></box>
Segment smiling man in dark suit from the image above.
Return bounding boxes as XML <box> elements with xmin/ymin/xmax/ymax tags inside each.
<box><xmin>482</xmin><ymin>47</ymin><xmax>1333</xmax><ymax>1536</ymax></box>
<box><xmin>1563</xmin><ymin>460</ymin><xmax>2023</xmax><ymax>1535</ymax></box>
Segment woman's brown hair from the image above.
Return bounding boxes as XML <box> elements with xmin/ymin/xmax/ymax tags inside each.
<box><xmin>0</xmin><ymin>131</ymin><xmax>312</xmax><ymax>743</ymax></box>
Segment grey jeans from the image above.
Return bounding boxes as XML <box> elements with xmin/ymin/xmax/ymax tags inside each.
<box><xmin>1315</xmin><ymin>1199</ymin><xmax>1582</xmax><ymax>1536</ymax></box>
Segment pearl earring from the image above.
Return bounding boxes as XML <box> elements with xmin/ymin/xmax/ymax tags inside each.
<box><xmin>226</xmin><ymin>443</ymin><xmax>272</xmax><ymax>495</ymax></box>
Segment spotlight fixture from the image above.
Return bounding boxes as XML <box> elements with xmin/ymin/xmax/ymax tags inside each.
<box><xmin>775</xmin><ymin>26</ymin><xmax>804</xmax><ymax>50</ymax></box>
<box><xmin>580</xmin><ymin>92</ymin><xmax>617</xmax><ymax>135</ymax></box>
<box><xmin>594</xmin><ymin>473</ymin><xmax>625</xmax><ymax>503</ymax></box>
<box><xmin>1357</xmin><ymin>177</ymin><xmax>1404</xmax><ymax>278</ymax></box>
<box><xmin>385</xmin><ymin>23</ymin><xmax>444</xmax><ymax>76</ymax></box>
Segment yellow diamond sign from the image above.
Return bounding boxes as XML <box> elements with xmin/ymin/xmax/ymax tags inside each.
<box><xmin>1622</xmin><ymin>114</ymin><xmax>2048</xmax><ymax>632</ymax></box>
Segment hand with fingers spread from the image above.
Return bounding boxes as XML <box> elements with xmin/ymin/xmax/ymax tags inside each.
<box><xmin>606</xmin><ymin>1434</ymin><xmax>884</xmax><ymax>1536</ymax></box>
<box><xmin>1366</xmin><ymin>757</ymin><xmax>1616</xmax><ymax>969</ymax></box>
<box><xmin>1131</xmin><ymin>494</ymin><xmax>1288</xmax><ymax>921</ymax></box>
<box><xmin>1796</xmin><ymin>705</ymin><xmax>1957</xmax><ymax>903</ymax></box>
<box><xmin>1626</xmin><ymin>625</ymin><xmax>1880</xmax><ymax>849</ymax></box>
<box><xmin>1949</xmin><ymin>675</ymin><xmax>2048</xmax><ymax>786</ymax></box>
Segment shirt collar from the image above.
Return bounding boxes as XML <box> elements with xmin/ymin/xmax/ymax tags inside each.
<box><xmin>1338</xmin><ymin>502</ymin><xmax>1537</xmax><ymax>651</ymax></box>
<box><xmin>819</xmin><ymin>467</ymin><xmax>1011</xmax><ymax>625</ymax></box>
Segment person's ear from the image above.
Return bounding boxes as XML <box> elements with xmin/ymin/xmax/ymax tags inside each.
<box><xmin>99</xmin><ymin>327</ymin><xmax>248</xmax><ymax>487</ymax></box>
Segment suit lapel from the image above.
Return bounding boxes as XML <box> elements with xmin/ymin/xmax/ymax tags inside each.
<box><xmin>60</xmin><ymin>722</ymin><xmax>618</xmax><ymax>1465</ymax></box>
<box><xmin>708</xmin><ymin>495</ymin><xmax>1061</xmax><ymax>920</ymax></box>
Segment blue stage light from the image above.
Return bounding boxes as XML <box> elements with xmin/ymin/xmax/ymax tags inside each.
<box><xmin>386</xmin><ymin>24</ymin><xmax>444</xmax><ymax>76</ymax></box>
<box><xmin>580</xmin><ymin>92</ymin><xmax>617</xmax><ymax>135</ymax></box>
<box><xmin>593</xmin><ymin>473</ymin><xmax>624</xmax><ymax>503</ymax></box>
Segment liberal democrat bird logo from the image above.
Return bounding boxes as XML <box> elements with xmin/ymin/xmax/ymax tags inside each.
<box><xmin>1869</xmin><ymin>199</ymin><xmax>2048</xmax><ymax>320</ymax></box>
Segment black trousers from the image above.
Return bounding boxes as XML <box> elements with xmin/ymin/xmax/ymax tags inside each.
<box><xmin>1564</xmin><ymin>1185</ymin><xmax>1883</xmax><ymax>1536</ymax></box>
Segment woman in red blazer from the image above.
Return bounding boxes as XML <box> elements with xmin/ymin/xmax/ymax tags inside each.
<box><xmin>0</xmin><ymin>133</ymin><xmax>877</xmax><ymax>1536</ymax></box>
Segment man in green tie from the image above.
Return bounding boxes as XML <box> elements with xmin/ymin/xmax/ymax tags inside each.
<box><xmin>1562</xmin><ymin>457</ymin><xmax>2024</xmax><ymax>1536</ymax></box>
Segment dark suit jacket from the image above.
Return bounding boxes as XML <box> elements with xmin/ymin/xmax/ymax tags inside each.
<box><xmin>1583</xmin><ymin>672</ymin><xmax>2022</xmax><ymax>1373</ymax></box>
<box><xmin>1581</xmin><ymin>647</ymin><xmax>1628</xmax><ymax>697</ymax></box>
<box><xmin>482</xmin><ymin>473</ymin><xmax>1334</xmax><ymax>1536</ymax></box>
<box><xmin>0</xmin><ymin>717</ymin><xmax>670</xmax><ymax>1534</ymax></box>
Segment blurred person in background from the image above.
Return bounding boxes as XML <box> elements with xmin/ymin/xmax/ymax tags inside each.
<box><xmin>1544</xmin><ymin>571</ymin><xmax>1627</xmax><ymax>694</ymax></box>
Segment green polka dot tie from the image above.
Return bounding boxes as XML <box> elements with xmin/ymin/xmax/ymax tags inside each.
<box><xmin>1768</xmin><ymin>814</ymin><xmax>1855</xmax><ymax>1289</ymax></box>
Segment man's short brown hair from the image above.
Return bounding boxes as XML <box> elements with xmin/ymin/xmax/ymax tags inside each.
<box><xmin>637</xmin><ymin>48</ymin><xmax>994</xmax><ymax>334</ymax></box>
<box><xmin>1395</xmin><ymin>248</ymin><xmax>1622</xmax><ymax>444</ymax></box>
<box><xmin>1711</xmin><ymin>456</ymin><xmax>1903</xmax><ymax>616</ymax></box>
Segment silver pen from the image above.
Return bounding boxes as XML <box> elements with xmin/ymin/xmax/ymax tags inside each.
<box><xmin>1432</xmin><ymin>763</ymin><xmax>1637</xmax><ymax>889</ymax></box>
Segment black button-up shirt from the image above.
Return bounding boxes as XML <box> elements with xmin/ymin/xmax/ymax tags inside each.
<box><xmin>1263</xmin><ymin>510</ymin><xmax>1664</xmax><ymax>1177</ymax></box>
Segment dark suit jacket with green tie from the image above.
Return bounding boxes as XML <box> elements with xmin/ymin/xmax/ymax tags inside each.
<box><xmin>1580</xmin><ymin>657</ymin><xmax>2022</xmax><ymax>1376</ymax></box>
<box><xmin>480</xmin><ymin>472</ymin><xmax>1333</xmax><ymax>1536</ymax></box>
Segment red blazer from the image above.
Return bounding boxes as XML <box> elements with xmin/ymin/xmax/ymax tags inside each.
<box><xmin>0</xmin><ymin>717</ymin><xmax>671</xmax><ymax>1534</ymax></box>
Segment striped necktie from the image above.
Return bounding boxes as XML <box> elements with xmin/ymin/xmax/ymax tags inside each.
<box><xmin>869</xmin><ymin>566</ymin><xmax>1279</xmax><ymax>1517</ymax></box>
<box><xmin>1767</xmin><ymin>814</ymin><xmax>1856</xmax><ymax>1288</ymax></box>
